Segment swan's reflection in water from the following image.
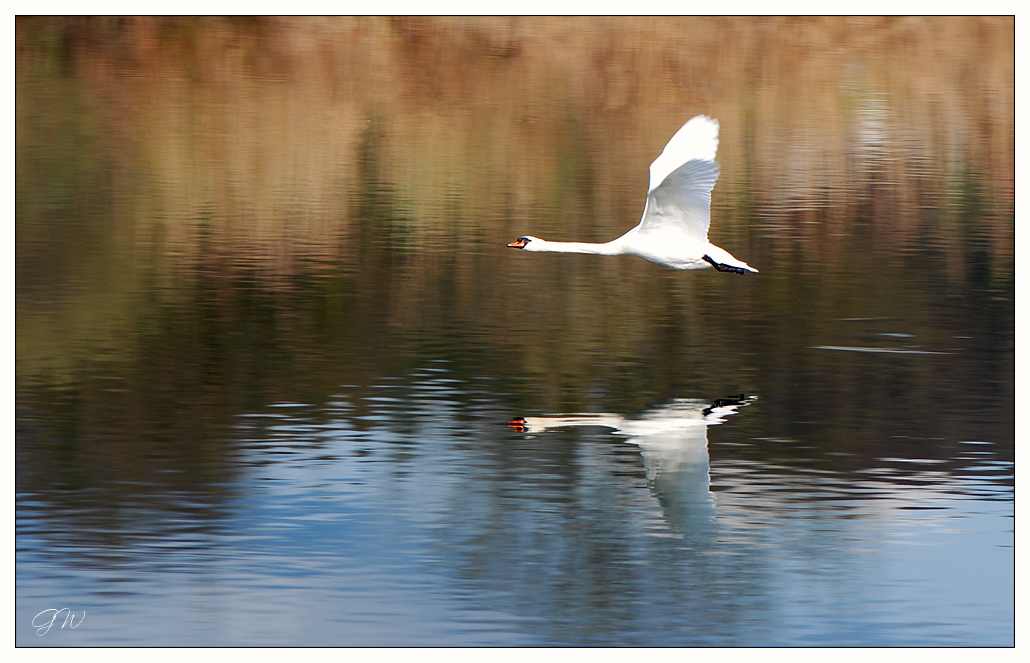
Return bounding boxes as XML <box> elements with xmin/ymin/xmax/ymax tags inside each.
<box><xmin>511</xmin><ymin>396</ymin><xmax>753</xmax><ymax>542</ymax></box>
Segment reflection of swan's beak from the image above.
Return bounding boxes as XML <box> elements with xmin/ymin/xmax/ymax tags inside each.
<box><xmin>507</xmin><ymin>239</ymin><xmax>528</xmax><ymax>249</ymax></box>
<box><xmin>508</xmin><ymin>417</ymin><xmax>527</xmax><ymax>432</ymax></box>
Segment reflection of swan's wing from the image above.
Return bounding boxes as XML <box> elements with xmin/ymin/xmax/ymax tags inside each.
<box><xmin>633</xmin><ymin>426</ymin><xmax>709</xmax><ymax>479</ymax></box>
<box><xmin>645</xmin><ymin>430</ymin><xmax>717</xmax><ymax>543</ymax></box>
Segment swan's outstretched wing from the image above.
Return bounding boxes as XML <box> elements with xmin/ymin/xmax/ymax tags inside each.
<box><xmin>637</xmin><ymin>158</ymin><xmax>720</xmax><ymax>242</ymax></box>
<box><xmin>636</xmin><ymin>116</ymin><xmax>721</xmax><ymax>243</ymax></box>
<box><xmin>647</xmin><ymin>115</ymin><xmax>719</xmax><ymax>194</ymax></box>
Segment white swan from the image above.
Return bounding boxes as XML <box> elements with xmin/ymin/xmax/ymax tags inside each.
<box><xmin>509</xmin><ymin>396</ymin><xmax>752</xmax><ymax>476</ymax></box>
<box><xmin>507</xmin><ymin>115</ymin><xmax>757</xmax><ymax>274</ymax></box>
<box><xmin>509</xmin><ymin>396</ymin><xmax>754</xmax><ymax>538</ymax></box>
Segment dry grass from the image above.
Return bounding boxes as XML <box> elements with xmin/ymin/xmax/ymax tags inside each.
<box><xmin>16</xmin><ymin>16</ymin><xmax>1014</xmax><ymax>392</ymax></box>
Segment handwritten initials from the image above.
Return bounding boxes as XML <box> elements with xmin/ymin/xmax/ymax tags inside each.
<box><xmin>32</xmin><ymin>608</ymin><xmax>85</xmax><ymax>636</ymax></box>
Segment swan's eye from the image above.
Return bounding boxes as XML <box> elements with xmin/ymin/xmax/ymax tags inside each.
<box><xmin>520</xmin><ymin>237</ymin><xmax>530</xmax><ymax>243</ymax></box>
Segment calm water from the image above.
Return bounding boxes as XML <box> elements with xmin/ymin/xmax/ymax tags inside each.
<box><xmin>16</xmin><ymin>17</ymin><xmax>1013</xmax><ymax>646</ymax></box>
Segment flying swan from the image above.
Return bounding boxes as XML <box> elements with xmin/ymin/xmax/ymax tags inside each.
<box><xmin>507</xmin><ymin>115</ymin><xmax>756</xmax><ymax>274</ymax></box>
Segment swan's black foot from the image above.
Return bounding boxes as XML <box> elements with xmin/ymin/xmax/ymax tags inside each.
<box><xmin>703</xmin><ymin>394</ymin><xmax>749</xmax><ymax>417</ymax></box>
<box><xmin>702</xmin><ymin>255</ymin><xmax>748</xmax><ymax>274</ymax></box>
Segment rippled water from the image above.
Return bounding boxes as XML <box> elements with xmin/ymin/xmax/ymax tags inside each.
<box><xmin>16</xmin><ymin>372</ymin><xmax>1013</xmax><ymax>645</ymax></box>
<box><xmin>16</xmin><ymin>17</ymin><xmax>1013</xmax><ymax>646</ymax></box>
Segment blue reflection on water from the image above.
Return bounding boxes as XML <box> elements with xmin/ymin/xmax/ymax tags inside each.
<box><xmin>16</xmin><ymin>367</ymin><xmax>1013</xmax><ymax>646</ymax></box>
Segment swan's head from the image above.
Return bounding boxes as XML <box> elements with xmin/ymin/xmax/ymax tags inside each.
<box><xmin>507</xmin><ymin>236</ymin><xmax>543</xmax><ymax>251</ymax></box>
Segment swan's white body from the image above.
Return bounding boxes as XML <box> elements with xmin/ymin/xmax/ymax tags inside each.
<box><xmin>509</xmin><ymin>397</ymin><xmax>754</xmax><ymax>537</ymax></box>
<box><xmin>508</xmin><ymin>115</ymin><xmax>757</xmax><ymax>273</ymax></box>
<box><xmin>512</xmin><ymin>397</ymin><xmax>750</xmax><ymax>477</ymax></box>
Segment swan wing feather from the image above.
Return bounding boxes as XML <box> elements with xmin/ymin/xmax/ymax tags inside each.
<box><xmin>647</xmin><ymin>115</ymin><xmax>719</xmax><ymax>193</ymax></box>
<box><xmin>638</xmin><ymin>158</ymin><xmax>720</xmax><ymax>243</ymax></box>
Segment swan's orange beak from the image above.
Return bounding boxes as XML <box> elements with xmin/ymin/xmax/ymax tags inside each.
<box><xmin>508</xmin><ymin>417</ymin><xmax>527</xmax><ymax>432</ymax></box>
<box><xmin>507</xmin><ymin>238</ymin><xmax>528</xmax><ymax>249</ymax></box>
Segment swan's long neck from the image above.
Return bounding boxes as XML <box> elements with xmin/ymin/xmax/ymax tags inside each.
<box><xmin>533</xmin><ymin>239</ymin><xmax>624</xmax><ymax>256</ymax></box>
